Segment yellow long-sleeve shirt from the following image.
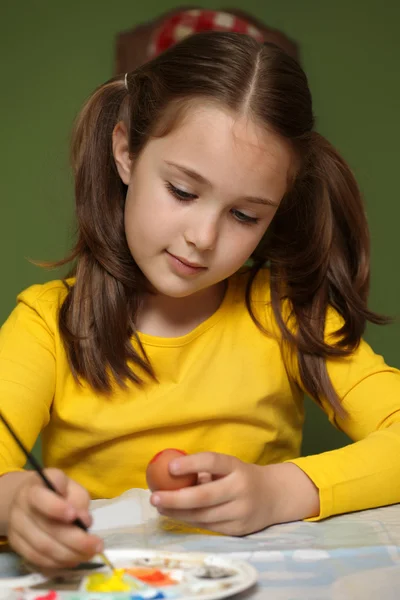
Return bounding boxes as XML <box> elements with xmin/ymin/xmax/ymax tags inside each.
<box><xmin>0</xmin><ymin>269</ymin><xmax>399</xmax><ymax>521</ymax></box>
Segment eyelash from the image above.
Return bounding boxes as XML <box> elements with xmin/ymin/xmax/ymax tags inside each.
<box><xmin>231</xmin><ymin>209</ymin><xmax>259</xmax><ymax>225</ymax></box>
<box><xmin>165</xmin><ymin>182</ymin><xmax>260</xmax><ymax>226</ymax></box>
<box><xmin>166</xmin><ymin>182</ymin><xmax>197</xmax><ymax>201</ymax></box>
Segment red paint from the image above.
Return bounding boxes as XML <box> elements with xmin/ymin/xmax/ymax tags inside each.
<box><xmin>149</xmin><ymin>448</ymin><xmax>187</xmax><ymax>464</ymax></box>
<box><xmin>35</xmin><ymin>592</ymin><xmax>58</xmax><ymax>600</ymax></box>
<box><xmin>126</xmin><ymin>567</ymin><xmax>178</xmax><ymax>586</ymax></box>
<box><xmin>146</xmin><ymin>448</ymin><xmax>196</xmax><ymax>492</ymax></box>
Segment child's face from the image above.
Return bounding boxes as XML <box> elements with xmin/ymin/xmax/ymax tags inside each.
<box><xmin>122</xmin><ymin>103</ymin><xmax>292</xmax><ymax>299</ymax></box>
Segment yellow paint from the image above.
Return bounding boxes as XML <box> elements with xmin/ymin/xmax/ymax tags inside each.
<box><xmin>85</xmin><ymin>568</ymin><xmax>134</xmax><ymax>592</ymax></box>
<box><xmin>160</xmin><ymin>517</ymin><xmax>222</xmax><ymax>536</ymax></box>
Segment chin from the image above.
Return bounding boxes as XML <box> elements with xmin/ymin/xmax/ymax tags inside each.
<box><xmin>148</xmin><ymin>279</ymin><xmax>200</xmax><ymax>299</ymax></box>
<box><xmin>158</xmin><ymin>287</ymin><xmax>199</xmax><ymax>299</ymax></box>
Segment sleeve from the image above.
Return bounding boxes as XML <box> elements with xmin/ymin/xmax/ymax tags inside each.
<box><xmin>0</xmin><ymin>286</ymin><xmax>56</xmax><ymax>477</ymax></box>
<box><xmin>286</xmin><ymin>309</ymin><xmax>400</xmax><ymax>520</ymax></box>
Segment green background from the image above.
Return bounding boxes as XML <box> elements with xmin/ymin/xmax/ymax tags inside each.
<box><xmin>1</xmin><ymin>1</ymin><xmax>399</xmax><ymax>459</ymax></box>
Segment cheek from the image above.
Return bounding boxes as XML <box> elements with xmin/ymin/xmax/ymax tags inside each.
<box><xmin>222</xmin><ymin>224</ymin><xmax>269</xmax><ymax>263</ymax></box>
<box><xmin>124</xmin><ymin>195</ymin><xmax>175</xmax><ymax>257</ymax></box>
<box><xmin>125</xmin><ymin>180</ymin><xmax>176</xmax><ymax>232</ymax></box>
<box><xmin>124</xmin><ymin>198</ymin><xmax>150</xmax><ymax>258</ymax></box>
<box><xmin>214</xmin><ymin>236</ymin><xmax>254</xmax><ymax>275</ymax></box>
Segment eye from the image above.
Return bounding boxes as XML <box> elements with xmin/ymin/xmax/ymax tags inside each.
<box><xmin>166</xmin><ymin>182</ymin><xmax>197</xmax><ymax>201</ymax></box>
<box><xmin>231</xmin><ymin>209</ymin><xmax>259</xmax><ymax>225</ymax></box>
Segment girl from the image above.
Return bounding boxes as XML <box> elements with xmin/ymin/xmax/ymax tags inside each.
<box><xmin>1</xmin><ymin>31</ymin><xmax>399</xmax><ymax>570</ymax></box>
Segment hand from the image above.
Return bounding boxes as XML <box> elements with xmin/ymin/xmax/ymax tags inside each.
<box><xmin>7</xmin><ymin>469</ymin><xmax>103</xmax><ymax>569</ymax></box>
<box><xmin>150</xmin><ymin>453</ymin><xmax>320</xmax><ymax>536</ymax></box>
<box><xmin>149</xmin><ymin>452</ymin><xmax>278</xmax><ymax>536</ymax></box>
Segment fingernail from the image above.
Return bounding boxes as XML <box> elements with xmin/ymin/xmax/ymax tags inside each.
<box><xmin>78</xmin><ymin>510</ymin><xmax>91</xmax><ymax>524</ymax></box>
<box><xmin>169</xmin><ymin>460</ymin><xmax>180</xmax><ymax>474</ymax></box>
<box><xmin>152</xmin><ymin>494</ymin><xmax>160</xmax><ymax>506</ymax></box>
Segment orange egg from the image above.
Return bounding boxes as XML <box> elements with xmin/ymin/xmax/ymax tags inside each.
<box><xmin>146</xmin><ymin>448</ymin><xmax>197</xmax><ymax>492</ymax></box>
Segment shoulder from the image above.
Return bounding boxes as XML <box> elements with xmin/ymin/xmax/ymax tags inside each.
<box><xmin>229</xmin><ymin>268</ymin><xmax>347</xmax><ymax>339</ymax></box>
<box><xmin>0</xmin><ymin>279</ymin><xmax>73</xmax><ymax>353</ymax></box>
<box><xmin>17</xmin><ymin>279</ymin><xmax>71</xmax><ymax>308</ymax></box>
<box><xmin>15</xmin><ymin>279</ymin><xmax>73</xmax><ymax>329</ymax></box>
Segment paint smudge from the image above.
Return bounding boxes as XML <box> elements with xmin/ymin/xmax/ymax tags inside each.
<box><xmin>130</xmin><ymin>593</ymin><xmax>166</xmax><ymax>600</ymax></box>
<box><xmin>35</xmin><ymin>592</ymin><xmax>58</xmax><ymax>600</ymax></box>
<box><xmin>194</xmin><ymin>564</ymin><xmax>236</xmax><ymax>579</ymax></box>
<box><xmin>85</xmin><ymin>568</ymin><xmax>138</xmax><ymax>592</ymax></box>
<box><xmin>126</xmin><ymin>567</ymin><xmax>177</xmax><ymax>586</ymax></box>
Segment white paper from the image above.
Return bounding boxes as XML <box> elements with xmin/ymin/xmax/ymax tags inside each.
<box><xmin>90</xmin><ymin>488</ymin><xmax>158</xmax><ymax>532</ymax></box>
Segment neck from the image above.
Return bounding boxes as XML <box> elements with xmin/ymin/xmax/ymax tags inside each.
<box><xmin>136</xmin><ymin>281</ymin><xmax>227</xmax><ymax>337</ymax></box>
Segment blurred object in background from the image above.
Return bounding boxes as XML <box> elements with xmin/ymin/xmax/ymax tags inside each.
<box><xmin>115</xmin><ymin>7</ymin><xmax>299</xmax><ymax>73</ymax></box>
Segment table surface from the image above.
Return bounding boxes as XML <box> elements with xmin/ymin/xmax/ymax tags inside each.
<box><xmin>1</xmin><ymin>488</ymin><xmax>400</xmax><ymax>599</ymax></box>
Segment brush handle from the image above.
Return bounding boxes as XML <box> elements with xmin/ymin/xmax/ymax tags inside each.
<box><xmin>72</xmin><ymin>517</ymin><xmax>89</xmax><ymax>531</ymax></box>
<box><xmin>0</xmin><ymin>411</ymin><xmax>115</xmax><ymax>570</ymax></box>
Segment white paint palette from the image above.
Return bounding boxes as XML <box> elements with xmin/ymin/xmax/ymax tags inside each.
<box><xmin>3</xmin><ymin>548</ymin><xmax>258</xmax><ymax>600</ymax></box>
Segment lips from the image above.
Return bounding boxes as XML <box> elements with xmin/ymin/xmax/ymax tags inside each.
<box><xmin>167</xmin><ymin>252</ymin><xmax>206</xmax><ymax>269</ymax></box>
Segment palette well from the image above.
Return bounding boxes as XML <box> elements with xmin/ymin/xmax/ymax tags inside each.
<box><xmin>3</xmin><ymin>549</ymin><xmax>258</xmax><ymax>600</ymax></box>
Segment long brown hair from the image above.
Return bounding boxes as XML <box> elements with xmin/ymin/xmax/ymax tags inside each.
<box><xmin>57</xmin><ymin>31</ymin><xmax>387</xmax><ymax>411</ymax></box>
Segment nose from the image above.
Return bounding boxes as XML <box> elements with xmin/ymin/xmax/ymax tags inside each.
<box><xmin>184</xmin><ymin>210</ymin><xmax>219</xmax><ymax>251</ymax></box>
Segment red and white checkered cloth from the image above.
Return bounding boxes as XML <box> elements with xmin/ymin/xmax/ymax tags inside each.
<box><xmin>148</xmin><ymin>9</ymin><xmax>265</xmax><ymax>59</ymax></box>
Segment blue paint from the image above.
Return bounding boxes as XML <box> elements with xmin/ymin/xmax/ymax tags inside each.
<box><xmin>130</xmin><ymin>594</ymin><xmax>165</xmax><ymax>600</ymax></box>
<box><xmin>130</xmin><ymin>592</ymin><xmax>166</xmax><ymax>599</ymax></box>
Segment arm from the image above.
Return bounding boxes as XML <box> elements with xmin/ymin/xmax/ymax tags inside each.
<box><xmin>0</xmin><ymin>286</ymin><xmax>103</xmax><ymax>567</ymax></box>
<box><xmin>147</xmin><ymin>383</ymin><xmax>399</xmax><ymax>535</ymax></box>
<box><xmin>0</xmin><ymin>286</ymin><xmax>56</xmax><ymax>530</ymax></box>
<box><xmin>149</xmin><ymin>323</ymin><xmax>400</xmax><ymax>533</ymax></box>
<box><xmin>287</xmin><ymin>323</ymin><xmax>400</xmax><ymax>519</ymax></box>
<box><xmin>289</xmin><ymin>373</ymin><xmax>400</xmax><ymax>519</ymax></box>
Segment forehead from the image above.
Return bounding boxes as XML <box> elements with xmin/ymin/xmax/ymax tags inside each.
<box><xmin>146</xmin><ymin>102</ymin><xmax>293</xmax><ymax>189</ymax></box>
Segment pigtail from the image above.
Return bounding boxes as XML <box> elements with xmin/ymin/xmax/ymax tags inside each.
<box><xmin>295</xmin><ymin>133</ymin><xmax>387</xmax><ymax>413</ymax></box>
<box><xmin>250</xmin><ymin>132</ymin><xmax>389</xmax><ymax>414</ymax></box>
<box><xmin>309</xmin><ymin>133</ymin><xmax>386</xmax><ymax>328</ymax></box>
<box><xmin>58</xmin><ymin>76</ymin><xmax>154</xmax><ymax>392</ymax></box>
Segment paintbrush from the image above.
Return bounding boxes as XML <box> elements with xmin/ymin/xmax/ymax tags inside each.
<box><xmin>0</xmin><ymin>410</ymin><xmax>115</xmax><ymax>572</ymax></box>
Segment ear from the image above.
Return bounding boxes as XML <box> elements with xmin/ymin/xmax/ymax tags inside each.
<box><xmin>112</xmin><ymin>121</ymin><xmax>132</xmax><ymax>185</ymax></box>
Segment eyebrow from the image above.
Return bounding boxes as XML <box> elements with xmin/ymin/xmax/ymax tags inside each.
<box><xmin>165</xmin><ymin>161</ymin><xmax>279</xmax><ymax>207</ymax></box>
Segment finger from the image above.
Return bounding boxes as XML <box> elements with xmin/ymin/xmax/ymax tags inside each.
<box><xmin>64</xmin><ymin>480</ymin><xmax>93</xmax><ymax>527</ymax></box>
<box><xmin>65</xmin><ymin>478</ymin><xmax>91</xmax><ymax>510</ymax></box>
<box><xmin>9</xmin><ymin>530</ymin><xmax>65</xmax><ymax>569</ymax></box>
<box><xmin>196</xmin><ymin>520</ymin><xmax>249</xmax><ymax>537</ymax></box>
<box><xmin>45</xmin><ymin>470</ymin><xmax>93</xmax><ymax>526</ymax></box>
<box><xmin>169</xmin><ymin>452</ymin><xmax>237</xmax><ymax>478</ymax></box>
<box><xmin>196</xmin><ymin>472</ymin><xmax>212</xmax><ymax>485</ymax></box>
<box><xmin>76</xmin><ymin>509</ymin><xmax>92</xmax><ymax>529</ymax></box>
<box><xmin>22</xmin><ymin>471</ymin><xmax>92</xmax><ymax>526</ymax></box>
<box><xmin>151</xmin><ymin>476</ymin><xmax>232</xmax><ymax>510</ymax></box>
<box><xmin>11</xmin><ymin>511</ymin><xmax>102</xmax><ymax>567</ymax></box>
<box><xmin>11</xmin><ymin>527</ymin><xmax>96</xmax><ymax>570</ymax></box>
<box><xmin>158</xmin><ymin>500</ymin><xmax>236</xmax><ymax>526</ymax></box>
<box><xmin>24</xmin><ymin>485</ymin><xmax>77</xmax><ymax>524</ymax></box>
<box><xmin>11</xmin><ymin>500</ymin><xmax>101</xmax><ymax>557</ymax></box>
